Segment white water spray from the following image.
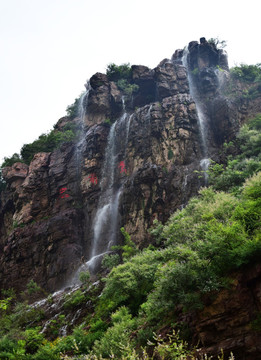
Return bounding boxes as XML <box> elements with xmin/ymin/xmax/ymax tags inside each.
<box><xmin>182</xmin><ymin>48</ymin><xmax>210</xmax><ymax>183</ymax></box>
<box><xmin>85</xmin><ymin>102</ymin><xmax>132</xmax><ymax>273</ymax></box>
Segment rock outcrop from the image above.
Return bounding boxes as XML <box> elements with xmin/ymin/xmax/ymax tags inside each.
<box><xmin>0</xmin><ymin>38</ymin><xmax>261</xmax><ymax>294</ymax></box>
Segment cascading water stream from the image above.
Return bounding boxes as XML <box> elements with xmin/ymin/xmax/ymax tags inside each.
<box><xmin>182</xmin><ymin>48</ymin><xmax>210</xmax><ymax>183</ymax></box>
<box><xmin>75</xmin><ymin>82</ymin><xmax>92</xmax><ymax>179</ymax></box>
<box><xmin>83</xmin><ymin>100</ymin><xmax>132</xmax><ymax>274</ymax></box>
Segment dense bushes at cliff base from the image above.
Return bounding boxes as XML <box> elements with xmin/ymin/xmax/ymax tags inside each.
<box><xmin>0</xmin><ymin>168</ymin><xmax>259</xmax><ymax>358</ymax></box>
<box><xmin>0</xmin><ymin>122</ymin><xmax>260</xmax><ymax>358</ymax></box>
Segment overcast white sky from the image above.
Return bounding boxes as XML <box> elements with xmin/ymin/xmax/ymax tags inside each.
<box><xmin>0</xmin><ymin>0</ymin><xmax>260</xmax><ymax>164</ymax></box>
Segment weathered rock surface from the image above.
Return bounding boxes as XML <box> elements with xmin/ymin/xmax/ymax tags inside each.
<box><xmin>192</xmin><ymin>263</ymin><xmax>261</xmax><ymax>360</ymax></box>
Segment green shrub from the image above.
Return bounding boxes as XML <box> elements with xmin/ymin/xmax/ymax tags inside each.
<box><xmin>101</xmin><ymin>253</ymin><xmax>120</xmax><ymax>271</ymax></box>
<box><xmin>208</xmin><ymin>114</ymin><xmax>261</xmax><ymax>193</ymax></box>
<box><xmin>23</xmin><ymin>328</ymin><xmax>44</xmax><ymax>354</ymax></box>
<box><xmin>102</xmin><ymin>248</ymin><xmax>176</xmax><ymax>315</ymax></box>
<box><xmin>92</xmin><ymin>307</ymin><xmax>137</xmax><ymax>358</ymax></box>
<box><xmin>112</xmin><ymin>227</ymin><xmax>138</xmax><ymax>261</ymax></box>
<box><xmin>32</xmin><ymin>343</ymin><xmax>60</xmax><ymax>360</ymax></box>
<box><xmin>167</xmin><ymin>149</ymin><xmax>174</xmax><ymax>160</ymax></box>
<box><xmin>143</xmin><ymin>175</ymin><xmax>261</xmax><ymax>321</ymax></box>
<box><xmin>116</xmin><ymin>79</ymin><xmax>139</xmax><ymax>96</ymax></box>
<box><xmin>10</xmin><ymin>302</ymin><xmax>45</xmax><ymax>328</ymax></box>
<box><xmin>63</xmin><ymin>289</ymin><xmax>86</xmax><ymax>310</ymax></box>
<box><xmin>21</xmin><ymin>129</ymin><xmax>76</xmax><ymax>164</ymax></box>
<box><xmin>26</xmin><ymin>280</ymin><xmax>42</xmax><ymax>296</ymax></box>
<box><xmin>0</xmin><ymin>336</ymin><xmax>26</xmax><ymax>359</ymax></box>
<box><xmin>66</xmin><ymin>92</ymin><xmax>86</xmax><ymax>119</ymax></box>
<box><xmin>1</xmin><ymin>153</ymin><xmax>23</xmax><ymax>168</ymax></box>
<box><xmin>79</xmin><ymin>271</ymin><xmax>91</xmax><ymax>286</ymax></box>
<box><xmin>231</xmin><ymin>63</ymin><xmax>261</xmax><ymax>82</ymax></box>
<box><xmin>106</xmin><ymin>63</ymin><xmax>132</xmax><ymax>82</ymax></box>
<box><xmin>208</xmin><ymin>37</ymin><xmax>227</xmax><ymax>49</ymax></box>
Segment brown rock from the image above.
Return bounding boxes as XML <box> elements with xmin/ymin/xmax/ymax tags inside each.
<box><xmin>2</xmin><ymin>162</ymin><xmax>28</xmax><ymax>183</ymax></box>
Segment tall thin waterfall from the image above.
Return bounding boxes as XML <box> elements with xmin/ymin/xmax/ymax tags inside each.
<box><xmin>182</xmin><ymin>48</ymin><xmax>210</xmax><ymax>183</ymax></box>
<box><xmin>85</xmin><ymin>101</ymin><xmax>131</xmax><ymax>273</ymax></box>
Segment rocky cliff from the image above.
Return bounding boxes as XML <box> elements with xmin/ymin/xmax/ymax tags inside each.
<box><xmin>1</xmin><ymin>37</ymin><xmax>261</xmax><ymax>359</ymax></box>
<box><xmin>1</xmin><ymin>38</ymin><xmax>260</xmax><ymax>293</ymax></box>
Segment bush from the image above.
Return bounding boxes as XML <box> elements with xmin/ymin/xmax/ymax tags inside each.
<box><xmin>116</xmin><ymin>79</ymin><xmax>139</xmax><ymax>96</ymax></box>
<box><xmin>102</xmin><ymin>253</ymin><xmax>120</xmax><ymax>271</ymax></box>
<box><xmin>20</xmin><ymin>129</ymin><xmax>76</xmax><ymax>164</ymax></box>
<box><xmin>23</xmin><ymin>328</ymin><xmax>44</xmax><ymax>354</ymax></box>
<box><xmin>79</xmin><ymin>271</ymin><xmax>91</xmax><ymax>286</ymax></box>
<box><xmin>231</xmin><ymin>63</ymin><xmax>261</xmax><ymax>82</ymax></box>
<box><xmin>208</xmin><ymin>114</ymin><xmax>261</xmax><ymax>193</ymax></box>
<box><xmin>102</xmin><ymin>248</ymin><xmax>176</xmax><ymax>315</ymax></box>
<box><xmin>208</xmin><ymin>37</ymin><xmax>227</xmax><ymax>49</ymax></box>
<box><xmin>63</xmin><ymin>289</ymin><xmax>86</xmax><ymax>310</ymax></box>
<box><xmin>106</xmin><ymin>63</ymin><xmax>132</xmax><ymax>82</ymax></box>
<box><xmin>1</xmin><ymin>153</ymin><xmax>23</xmax><ymax>168</ymax></box>
<box><xmin>26</xmin><ymin>280</ymin><xmax>42</xmax><ymax>296</ymax></box>
<box><xmin>143</xmin><ymin>176</ymin><xmax>261</xmax><ymax>321</ymax></box>
<box><xmin>92</xmin><ymin>307</ymin><xmax>136</xmax><ymax>358</ymax></box>
<box><xmin>66</xmin><ymin>92</ymin><xmax>85</xmax><ymax>119</ymax></box>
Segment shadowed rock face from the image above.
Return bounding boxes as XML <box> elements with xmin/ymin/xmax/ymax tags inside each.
<box><xmin>0</xmin><ymin>39</ymin><xmax>261</xmax><ymax>294</ymax></box>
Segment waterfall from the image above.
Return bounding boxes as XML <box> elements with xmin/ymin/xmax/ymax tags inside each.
<box><xmin>182</xmin><ymin>48</ymin><xmax>210</xmax><ymax>183</ymax></box>
<box><xmin>85</xmin><ymin>102</ymin><xmax>131</xmax><ymax>274</ymax></box>
<box><xmin>75</xmin><ymin>82</ymin><xmax>91</xmax><ymax>164</ymax></box>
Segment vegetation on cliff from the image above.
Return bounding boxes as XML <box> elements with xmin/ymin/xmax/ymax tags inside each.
<box><xmin>1</xmin><ymin>122</ymin><xmax>81</xmax><ymax>168</ymax></box>
<box><xmin>0</xmin><ymin>113</ymin><xmax>260</xmax><ymax>359</ymax></box>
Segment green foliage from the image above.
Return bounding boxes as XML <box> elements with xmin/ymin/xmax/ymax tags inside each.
<box><xmin>9</xmin><ymin>302</ymin><xmax>45</xmax><ymax>329</ymax></box>
<box><xmin>32</xmin><ymin>343</ymin><xmax>60</xmax><ymax>360</ymax></box>
<box><xmin>79</xmin><ymin>271</ymin><xmax>91</xmax><ymax>286</ymax></box>
<box><xmin>230</xmin><ymin>63</ymin><xmax>261</xmax><ymax>82</ymax></box>
<box><xmin>0</xmin><ymin>298</ymin><xmax>12</xmax><ymax>314</ymax></box>
<box><xmin>208</xmin><ymin>114</ymin><xmax>261</xmax><ymax>193</ymax></box>
<box><xmin>26</xmin><ymin>280</ymin><xmax>42</xmax><ymax>296</ymax></box>
<box><xmin>105</xmin><ymin>63</ymin><xmax>139</xmax><ymax>99</ymax></box>
<box><xmin>208</xmin><ymin>37</ymin><xmax>227</xmax><ymax>49</ymax></box>
<box><xmin>251</xmin><ymin>312</ymin><xmax>261</xmax><ymax>332</ymax></box>
<box><xmin>120</xmin><ymin>227</ymin><xmax>138</xmax><ymax>261</ymax></box>
<box><xmin>102</xmin><ymin>248</ymin><xmax>176</xmax><ymax>315</ymax></box>
<box><xmin>66</xmin><ymin>92</ymin><xmax>85</xmax><ymax>119</ymax></box>
<box><xmin>150</xmin><ymin>331</ymin><xmax>190</xmax><ymax>359</ymax></box>
<box><xmin>101</xmin><ymin>253</ymin><xmax>121</xmax><ymax>271</ymax></box>
<box><xmin>23</xmin><ymin>328</ymin><xmax>44</xmax><ymax>354</ymax></box>
<box><xmin>104</xmin><ymin>118</ymin><xmax>112</xmax><ymax>125</ymax></box>
<box><xmin>191</xmin><ymin>67</ymin><xmax>199</xmax><ymax>76</ymax></box>
<box><xmin>143</xmin><ymin>176</ymin><xmax>261</xmax><ymax>321</ymax></box>
<box><xmin>92</xmin><ymin>307</ymin><xmax>137</xmax><ymax>358</ymax></box>
<box><xmin>63</xmin><ymin>289</ymin><xmax>86</xmax><ymax>310</ymax></box>
<box><xmin>111</xmin><ymin>227</ymin><xmax>138</xmax><ymax>261</ymax></box>
<box><xmin>0</xmin><ymin>336</ymin><xmax>26</xmax><ymax>359</ymax></box>
<box><xmin>167</xmin><ymin>149</ymin><xmax>174</xmax><ymax>160</ymax></box>
<box><xmin>106</xmin><ymin>63</ymin><xmax>132</xmax><ymax>82</ymax></box>
<box><xmin>116</xmin><ymin>79</ymin><xmax>139</xmax><ymax>97</ymax></box>
<box><xmin>1</xmin><ymin>153</ymin><xmax>23</xmax><ymax>168</ymax></box>
<box><xmin>20</xmin><ymin>129</ymin><xmax>76</xmax><ymax>164</ymax></box>
<box><xmin>1</xmin><ymin>120</ymin><xmax>80</xmax><ymax>168</ymax></box>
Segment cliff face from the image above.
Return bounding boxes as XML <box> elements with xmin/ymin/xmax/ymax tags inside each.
<box><xmin>0</xmin><ymin>38</ymin><xmax>260</xmax><ymax>294</ymax></box>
